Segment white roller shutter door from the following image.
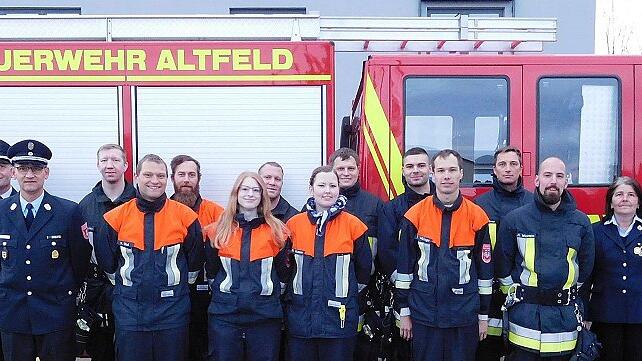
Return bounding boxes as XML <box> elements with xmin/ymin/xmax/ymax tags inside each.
<box><xmin>0</xmin><ymin>87</ymin><xmax>121</xmax><ymax>202</ymax></box>
<box><xmin>135</xmin><ymin>86</ymin><xmax>324</xmax><ymax>209</ymax></box>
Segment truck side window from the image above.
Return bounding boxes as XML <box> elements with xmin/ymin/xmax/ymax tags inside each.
<box><xmin>538</xmin><ymin>77</ymin><xmax>620</xmax><ymax>185</ymax></box>
<box><xmin>404</xmin><ymin>77</ymin><xmax>509</xmax><ymax>185</ymax></box>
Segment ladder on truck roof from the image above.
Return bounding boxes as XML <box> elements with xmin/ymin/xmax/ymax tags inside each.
<box><xmin>0</xmin><ymin>13</ymin><xmax>556</xmax><ymax>52</ymax></box>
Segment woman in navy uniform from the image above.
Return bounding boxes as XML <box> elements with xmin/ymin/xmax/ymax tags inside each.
<box><xmin>205</xmin><ymin>171</ymin><xmax>289</xmax><ymax>361</ymax></box>
<box><xmin>0</xmin><ymin>139</ymin><xmax>91</xmax><ymax>361</ymax></box>
<box><xmin>587</xmin><ymin>176</ymin><xmax>642</xmax><ymax>360</ymax></box>
<box><xmin>284</xmin><ymin>166</ymin><xmax>371</xmax><ymax>361</ymax></box>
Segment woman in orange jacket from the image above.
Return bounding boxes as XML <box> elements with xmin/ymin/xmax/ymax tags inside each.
<box><xmin>205</xmin><ymin>171</ymin><xmax>289</xmax><ymax>361</ymax></box>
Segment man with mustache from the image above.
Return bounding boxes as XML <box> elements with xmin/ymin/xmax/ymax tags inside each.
<box><xmin>77</xmin><ymin>144</ymin><xmax>136</xmax><ymax>361</ymax></box>
<box><xmin>170</xmin><ymin>155</ymin><xmax>224</xmax><ymax>361</ymax></box>
<box><xmin>474</xmin><ymin>146</ymin><xmax>532</xmax><ymax>361</ymax></box>
<box><xmin>495</xmin><ymin>157</ymin><xmax>595</xmax><ymax>360</ymax></box>
<box><xmin>258</xmin><ymin>162</ymin><xmax>298</xmax><ymax>223</ymax></box>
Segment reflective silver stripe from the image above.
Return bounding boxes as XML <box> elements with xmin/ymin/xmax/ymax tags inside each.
<box><xmin>478</xmin><ymin>314</ymin><xmax>489</xmax><ymax>321</ymax></box>
<box><xmin>119</xmin><ymin>247</ymin><xmax>134</xmax><ymax>287</ymax></box>
<box><xmin>541</xmin><ymin>330</ymin><xmax>578</xmax><ymax>342</ymax></box>
<box><xmin>509</xmin><ymin>322</ymin><xmax>541</xmax><ymax>340</ymax></box>
<box><xmin>457</xmin><ymin>249</ymin><xmax>472</xmax><ymax>284</ymax></box>
<box><xmin>293</xmin><ymin>253</ymin><xmax>304</xmax><ymax>295</ymax></box>
<box><xmin>395</xmin><ymin>273</ymin><xmax>413</xmax><ymax>290</ymax></box>
<box><xmin>489</xmin><ymin>318</ymin><xmax>502</xmax><ymax>329</ymax></box>
<box><xmin>499</xmin><ymin>275</ymin><xmax>513</xmax><ymax>286</ymax></box>
<box><xmin>280</xmin><ymin>282</ymin><xmax>287</xmax><ymax>295</ymax></box>
<box><xmin>368</xmin><ymin>237</ymin><xmax>377</xmax><ymax>275</ymax></box>
<box><xmin>260</xmin><ymin>257</ymin><xmax>274</xmax><ymax>296</ymax></box>
<box><xmin>399</xmin><ymin>307</ymin><xmax>411</xmax><ymax>317</ymax></box>
<box><xmin>577</xmin><ymin>282</ymin><xmax>584</xmax><ymax>289</ymax></box>
<box><xmin>106</xmin><ymin>272</ymin><xmax>116</xmax><ymax>286</ymax></box>
<box><xmin>517</xmin><ymin>236</ymin><xmax>532</xmax><ymax>285</ymax></box>
<box><xmin>335</xmin><ymin>254</ymin><xmax>351</xmax><ymax>298</ymax></box>
<box><xmin>390</xmin><ymin>270</ymin><xmax>398</xmax><ymax>283</ymax></box>
<box><xmin>165</xmin><ymin>244</ymin><xmax>181</xmax><ymax>286</ymax></box>
<box><xmin>478</xmin><ymin>279</ymin><xmax>493</xmax><ymax>295</ymax></box>
<box><xmin>358</xmin><ymin>283</ymin><xmax>367</xmax><ymax>292</ymax></box>
<box><xmin>417</xmin><ymin>241</ymin><xmax>431</xmax><ymax>281</ymax></box>
<box><xmin>219</xmin><ymin>256</ymin><xmax>233</xmax><ymax>293</ymax></box>
<box><xmin>188</xmin><ymin>271</ymin><xmax>199</xmax><ymax>284</ymax></box>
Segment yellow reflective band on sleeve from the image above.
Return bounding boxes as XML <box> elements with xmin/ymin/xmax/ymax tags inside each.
<box><xmin>563</xmin><ymin>248</ymin><xmax>577</xmax><ymax>290</ymax></box>
<box><xmin>488</xmin><ymin>318</ymin><xmax>502</xmax><ymax>336</ymax></box>
<box><xmin>524</xmin><ymin>237</ymin><xmax>538</xmax><ymax>287</ymax></box>
<box><xmin>488</xmin><ymin>222</ymin><xmax>497</xmax><ymax>250</ymax></box>
<box><xmin>588</xmin><ymin>214</ymin><xmax>601</xmax><ymax>224</ymax></box>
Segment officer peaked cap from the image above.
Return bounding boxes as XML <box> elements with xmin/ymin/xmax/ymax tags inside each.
<box><xmin>8</xmin><ymin>139</ymin><xmax>52</xmax><ymax>166</ymax></box>
<box><xmin>0</xmin><ymin>140</ymin><xmax>10</xmax><ymax>164</ymax></box>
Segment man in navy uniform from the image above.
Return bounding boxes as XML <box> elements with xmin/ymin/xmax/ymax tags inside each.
<box><xmin>474</xmin><ymin>146</ymin><xmax>532</xmax><ymax>361</ymax></box>
<box><xmin>0</xmin><ymin>139</ymin><xmax>92</xmax><ymax>361</ymax></box>
<box><xmin>0</xmin><ymin>140</ymin><xmax>17</xmax><ymax>200</ymax></box>
<box><xmin>77</xmin><ymin>144</ymin><xmax>136</xmax><ymax>360</ymax></box>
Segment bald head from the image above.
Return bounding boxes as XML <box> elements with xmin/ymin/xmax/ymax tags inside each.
<box><xmin>536</xmin><ymin>157</ymin><xmax>568</xmax><ymax>207</ymax></box>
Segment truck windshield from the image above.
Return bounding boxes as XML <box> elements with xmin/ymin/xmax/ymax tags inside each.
<box><xmin>538</xmin><ymin>77</ymin><xmax>620</xmax><ymax>185</ymax></box>
<box><xmin>404</xmin><ymin>76</ymin><xmax>509</xmax><ymax>185</ymax></box>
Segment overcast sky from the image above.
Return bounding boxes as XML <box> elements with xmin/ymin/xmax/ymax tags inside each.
<box><xmin>595</xmin><ymin>0</ymin><xmax>642</xmax><ymax>54</ymax></box>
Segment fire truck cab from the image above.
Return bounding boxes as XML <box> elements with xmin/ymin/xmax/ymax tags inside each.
<box><xmin>345</xmin><ymin>54</ymin><xmax>642</xmax><ymax>217</ymax></box>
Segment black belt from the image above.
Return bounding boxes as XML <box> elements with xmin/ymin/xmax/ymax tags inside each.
<box><xmin>517</xmin><ymin>285</ymin><xmax>577</xmax><ymax>306</ymax></box>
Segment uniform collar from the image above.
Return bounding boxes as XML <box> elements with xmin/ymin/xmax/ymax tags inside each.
<box><xmin>491</xmin><ymin>174</ymin><xmax>525</xmax><ymax>197</ymax></box>
<box><xmin>0</xmin><ymin>187</ymin><xmax>14</xmax><ymax>199</ymax></box>
<box><xmin>340</xmin><ymin>182</ymin><xmax>360</xmax><ymax>199</ymax></box>
<box><xmin>432</xmin><ymin>191</ymin><xmax>463</xmax><ymax>212</ymax></box>
<box><xmin>272</xmin><ymin>196</ymin><xmax>291</xmax><ymax>217</ymax></box>
<box><xmin>20</xmin><ymin>190</ymin><xmax>45</xmax><ymax>217</ymax></box>
<box><xmin>604</xmin><ymin>215</ymin><xmax>642</xmax><ymax>237</ymax></box>
<box><xmin>93</xmin><ymin>180</ymin><xmax>136</xmax><ymax>204</ymax></box>
<box><xmin>534</xmin><ymin>188</ymin><xmax>576</xmax><ymax>214</ymax></box>
<box><xmin>136</xmin><ymin>191</ymin><xmax>167</xmax><ymax>214</ymax></box>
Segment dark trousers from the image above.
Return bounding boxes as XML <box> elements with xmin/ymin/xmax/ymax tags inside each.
<box><xmin>85</xmin><ymin>323</ymin><xmax>115</xmax><ymax>361</ymax></box>
<box><xmin>412</xmin><ymin>322</ymin><xmax>478</xmax><ymax>361</ymax></box>
<box><xmin>115</xmin><ymin>326</ymin><xmax>188</xmax><ymax>361</ymax></box>
<box><xmin>505</xmin><ymin>349</ymin><xmax>570</xmax><ymax>361</ymax></box>
<box><xmin>188</xmin><ymin>320</ymin><xmax>208</xmax><ymax>361</ymax></box>
<box><xmin>475</xmin><ymin>335</ymin><xmax>505</xmax><ymax>361</ymax></box>
<box><xmin>1</xmin><ymin>328</ymin><xmax>75</xmax><ymax>361</ymax></box>
<box><xmin>209</xmin><ymin>318</ymin><xmax>281</xmax><ymax>361</ymax></box>
<box><xmin>592</xmin><ymin>322</ymin><xmax>642</xmax><ymax>361</ymax></box>
<box><xmin>288</xmin><ymin>336</ymin><xmax>356</xmax><ymax>361</ymax></box>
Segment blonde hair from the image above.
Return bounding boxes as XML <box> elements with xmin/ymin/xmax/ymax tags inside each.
<box><xmin>211</xmin><ymin>171</ymin><xmax>288</xmax><ymax>249</ymax></box>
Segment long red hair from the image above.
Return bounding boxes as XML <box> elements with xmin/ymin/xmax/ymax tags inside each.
<box><xmin>210</xmin><ymin>171</ymin><xmax>288</xmax><ymax>249</ymax></box>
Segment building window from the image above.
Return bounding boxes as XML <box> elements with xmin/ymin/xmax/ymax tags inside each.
<box><xmin>538</xmin><ymin>77</ymin><xmax>620</xmax><ymax>185</ymax></box>
<box><xmin>405</xmin><ymin>77</ymin><xmax>509</xmax><ymax>185</ymax></box>
<box><xmin>0</xmin><ymin>7</ymin><xmax>81</xmax><ymax>15</ymax></box>
<box><xmin>427</xmin><ymin>7</ymin><xmax>504</xmax><ymax>17</ymax></box>
<box><xmin>229</xmin><ymin>7</ymin><xmax>306</xmax><ymax>15</ymax></box>
<box><xmin>422</xmin><ymin>1</ymin><xmax>513</xmax><ymax>18</ymax></box>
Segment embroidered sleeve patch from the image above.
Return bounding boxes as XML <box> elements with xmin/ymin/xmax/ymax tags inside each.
<box><xmin>482</xmin><ymin>243</ymin><xmax>492</xmax><ymax>263</ymax></box>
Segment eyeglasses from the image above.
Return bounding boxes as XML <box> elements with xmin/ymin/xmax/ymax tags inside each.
<box><xmin>15</xmin><ymin>165</ymin><xmax>46</xmax><ymax>175</ymax></box>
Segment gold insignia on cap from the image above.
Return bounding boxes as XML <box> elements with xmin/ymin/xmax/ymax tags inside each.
<box><xmin>10</xmin><ymin>203</ymin><xmax>17</xmax><ymax>211</ymax></box>
<box><xmin>51</xmin><ymin>249</ymin><xmax>59</xmax><ymax>259</ymax></box>
<box><xmin>43</xmin><ymin>204</ymin><xmax>51</xmax><ymax>211</ymax></box>
<box><xmin>27</xmin><ymin>142</ymin><xmax>34</xmax><ymax>151</ymax></box>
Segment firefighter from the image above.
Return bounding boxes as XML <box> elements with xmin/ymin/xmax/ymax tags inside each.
<box><xmin>258</xmin><ymin>162</ymin><xmax>298</xmax><ymax>223</ymax></box>
<box><xmin>495</xmin><ymin>157</ymin><xmax>595</xmax><ymax>361</ymax></box>
<box><xmin>94</xmin><ymin>154</ymin><xmax>204</xmax><ymax>361</ymax></box>
<box><xmin>285</xmin><ymin>165</ymin><xmax>371</xmax><ymax>361</ymax></box>
<box><xmin>77</xmin><ymin>144</ymin><xmax>136</xmax><ymax>361</ymax></box>
<box><xmin>396</xmin><ymin>149</ymin><xmax>493</xmax><ymax>361</ymax></box>
<box><xmin>378</xmin><ymin>147</ymin><xmax>434</xmax><ymax>360</ymax></box>
<box><xmin>0</xmin><ymin>140</ymin><xmax>17</xmax><ymax>200</ymax></box>
<box><xmin>474</xmin><ymin>146</ymin><xmax>532</xmax><ymax>361</ymax></box>
<box><xmin>205</xmin><ymin>171</ymin><xmax>288</xmax><ymax>361</ymax></box>
<box><xmin>0</xmin><ymin>139</ymin><xmax>92</xmax><ymax>361</ymax></box>
<box><xmin>328</xmin><ymin>148</ymin><xmax>383</xmax><ymax>360</ymax></box>
<box><xmin>169</xmin><ymin>155</ymin><xmax>224</xmax><ymax>361</ymax></box>
<box><xmin>585</xmin><ymin>176</ymin><xmax>642</xmax><ymax>360</ymax></box>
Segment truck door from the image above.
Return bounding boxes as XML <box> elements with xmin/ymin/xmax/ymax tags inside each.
<box><xmin>390</xmin><ymin>65</ymin><xmax>522</xmax><ymax>199</ymax></box>
<box><xmin>522</xmin><ymin>64</ymin><xmax>634</xmax><ymax>217</ymax></box>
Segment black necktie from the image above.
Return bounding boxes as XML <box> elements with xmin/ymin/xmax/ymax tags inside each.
<box><xmin>25</xmin><ymin>203</ymin><xmax>34</xmax><ymax>230</ymax></box>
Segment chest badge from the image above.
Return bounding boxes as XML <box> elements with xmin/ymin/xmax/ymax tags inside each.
<box><xmin>51</xmin><ymin>249</ymin><xmax>59</xmax><ymax>259</ymax></box>
<box><xmin>634</xmin><ymin>244</ymin><xmax>642</xmax><ymax>256</ymax></box>
<box><xmin>1</xmin><ymin>250</ymin><xmax>7</xmax><ymax>260</ymax></box>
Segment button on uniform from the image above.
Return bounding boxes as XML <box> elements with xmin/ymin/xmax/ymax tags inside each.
<box><xmin>26</xmin><ymin>276</ymin><xmax>31</xmax><ymax>281</ymax></box>
<box><xmin>27</xmin><ymin>291</ymin><xmax>32</xmax><ymax>296</ymax></box>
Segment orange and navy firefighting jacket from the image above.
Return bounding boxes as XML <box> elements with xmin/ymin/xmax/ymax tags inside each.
<box><xmin>205</xmin><ymin>215</ymin><xmax>288</xmax><ymax>324</ymax></box>
<box><xmin>285</xmin><ymin>210</ymin><xmax>371</xmax><ymax>338</ymax></box>
<box><xmin>95</xmin><ymin>193</ymin><xmax>204</xmax><ymax>331</ymax></box>
<box><xmin>173</xmin><ymin>195</ymin><xmax>224</xmax><ymax>320</ymax></box>
<box><xmin>395</xmin><ymin>194</ymin><xmax>492</xmax><ymax>328</ymax></box>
